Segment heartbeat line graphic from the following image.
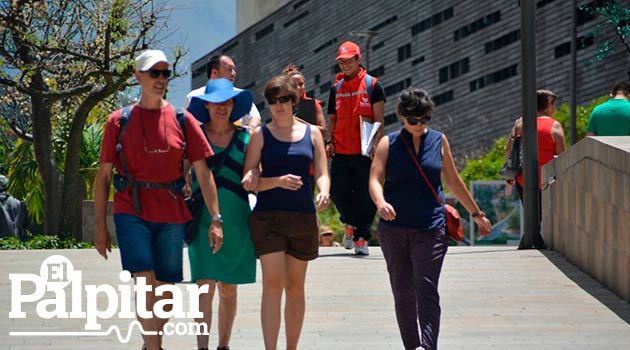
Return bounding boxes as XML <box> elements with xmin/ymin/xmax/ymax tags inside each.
<box><xmin>9</xmin><ymin>320</ymin><xmax>157</xmax><ymax>343</ymax></box>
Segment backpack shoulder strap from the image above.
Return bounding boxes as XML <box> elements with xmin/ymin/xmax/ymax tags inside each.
<box><xmin>176</xmin><ymin>109</ymin><xmax>187</xmax><ymax>151</ymax></box>
<box><xmin>364</xmin><ymin>74</ymin><xmax>374</xmax><ymax>100</ymax></box>
<box><xmin>118</xmin><ymin>105</ymin><xmax>134</xmax><ymax>148</ymax></box>
<box><xmin>334</xmin><ymin>78</ymin><xmax>345</xmax><ymax>93</ymax></box>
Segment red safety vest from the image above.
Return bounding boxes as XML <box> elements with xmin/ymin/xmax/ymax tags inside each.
<box><xmin>332</xmin><ymin>68</ymin><xmax>376</xmax><ymax>155</ymax></box>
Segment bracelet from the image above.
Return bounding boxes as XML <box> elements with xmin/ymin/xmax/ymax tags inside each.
<box><xmin>471</xmin><ymin>211</ymin><xmax>486</xmax><ymax>218</ymax></box>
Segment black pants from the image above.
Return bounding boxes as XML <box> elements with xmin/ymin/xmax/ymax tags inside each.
<box><xmin>330</xmin><ymin>154</ymin><xmax>376</xmax><ymax>240</ymax></box>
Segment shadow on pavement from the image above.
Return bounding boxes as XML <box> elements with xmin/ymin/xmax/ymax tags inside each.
<box><xmin>317</xmin><ymin>251</ymin><xmax>384</xmax><ymax>260</ymax></box>
<box><xmin>541</xmin><ymin>249</ymin><xmax>630</xmax><ymax>325</ymax></box>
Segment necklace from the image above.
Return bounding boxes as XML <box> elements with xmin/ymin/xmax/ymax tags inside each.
<box><xmin>140</xmin><ymin>106</ymin><xmax>170</xmax><ymax>154</ymax></box>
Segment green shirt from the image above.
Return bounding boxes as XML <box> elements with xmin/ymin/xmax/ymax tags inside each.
<box><xmin>586</xmin><ymin>98</ymin><xmax>630</xmax><ymax>136</ymax></box>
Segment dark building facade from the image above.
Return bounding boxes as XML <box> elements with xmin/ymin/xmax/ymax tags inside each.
<box><xmin>191</xmin><ymin>0</ymin><xmax>627</xmax><ymax>159</ymax></box>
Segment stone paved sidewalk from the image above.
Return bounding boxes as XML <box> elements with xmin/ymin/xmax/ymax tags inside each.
<box><xmin>1</xmin><ymin>246</ymin><xmax>629</xmax><ymax>349</ymax></box>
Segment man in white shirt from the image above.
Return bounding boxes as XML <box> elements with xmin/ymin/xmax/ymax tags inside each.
<box><xmin>185</xmin><ymin>54</ymin><xmax>261</xmax><ymax>129</ymax></box>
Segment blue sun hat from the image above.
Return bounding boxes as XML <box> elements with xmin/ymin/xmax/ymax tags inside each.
<box><xmin>187</xmin><ymin>78</ymin><xmax>254</xmax><ymax>123</ymax></box>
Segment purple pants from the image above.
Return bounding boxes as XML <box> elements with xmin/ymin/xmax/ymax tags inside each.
<box><xmin>377</xmin><ymin>221</ymin><xmax>448</xmax><ymax>350</ymax></box>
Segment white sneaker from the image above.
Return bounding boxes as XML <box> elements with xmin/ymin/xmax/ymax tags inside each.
<box><xmin>354</xmin><ymin>238</ymin><xmax>369</xmax><ymax>255</ymax></box>
<box><xmin>343</xmin><ymin>225</ymin><xmax>354</xmax><ymax>249</ymax></box>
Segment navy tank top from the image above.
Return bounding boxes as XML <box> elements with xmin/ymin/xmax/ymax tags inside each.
<box><xmin>254</xmin><ymin>124</ymin><xmax>315</xmax><ymax>213</ymax></box>
<box><xmin>383</xmin><ymin>128</ymin><xmax>445</xmax><ymax>230</ymax></box>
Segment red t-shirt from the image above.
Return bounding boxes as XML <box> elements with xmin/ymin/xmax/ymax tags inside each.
<box><xmin>100</xmin><ymin>103</ymin><xmax>213</xmax><ymax>223</ymax></box>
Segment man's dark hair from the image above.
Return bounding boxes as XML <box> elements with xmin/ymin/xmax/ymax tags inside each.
<box><xmin>205</xmin><ymin>55</ymin><xmax>231</xmax><ymax>78</ymax></box>
<box><xmin>611</xmin><ymin>81</ymin><xmax>630</xmax><ymax>96</ymax></box>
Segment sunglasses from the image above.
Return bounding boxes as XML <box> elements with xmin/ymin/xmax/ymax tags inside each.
<box><xmin>267</xmin><ymin>95</ymin><xmax>292</xmax><ymax>104</ymax></box>
<box><xmin>406</xmin><ymin>115</ymin><xmax>431</xmax><ymax>125</ymax></box>
<box><xmin>147</xmin><ymin>69</ymin><xmax>172</xmax><ymax>79</ymax></box>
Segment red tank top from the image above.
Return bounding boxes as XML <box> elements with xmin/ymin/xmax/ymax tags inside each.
<box><xmin>516</xmin><ymin>116</ymin><xmax>557</xmax><ymax>188</ymax></box>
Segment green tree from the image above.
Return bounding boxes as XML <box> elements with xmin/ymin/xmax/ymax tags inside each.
<box><xmin>458</xmin><ymin>136</ymin><xmax>507</xmax><ymax>187</ymax></box>
<box><xmin>553</xmin><ymin>95</ymin><xmax>609</xmax><ymax>144</ymax></box>
<box><xmin>0</xmin><ymin>0</ymin><xmax>184</xmax><ymax>237</ymax></box>
<box><xmin>582</xmin><ymin>0</ymin><xmax>630</xmax><ymax>79</ymax></box>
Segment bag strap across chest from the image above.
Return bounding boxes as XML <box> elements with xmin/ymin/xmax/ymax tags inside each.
<box><xmin>115</xmin><ymin>104</ymin><xmax>187</xmax><ymax>213</ymax></box>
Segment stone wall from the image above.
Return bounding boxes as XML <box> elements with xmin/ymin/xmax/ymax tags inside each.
<box><xmin>541</xmin><ymin>136</ymin><xmax>630</xmax><ymax>302</ymax></box>
<box><xmin>82</xmin><ymin>200</ymin><xmax>117</xmax><ymax>245</ymax></box>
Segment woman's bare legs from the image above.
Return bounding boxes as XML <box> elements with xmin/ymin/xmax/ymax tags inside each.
<box><xmin>260</xmin><ymin>252</ymin><xmax>286</xmax><ymax>350</ymax></box>
<box><xmin>284</xmin><ymin>255</ymin><xmax>308</xmax><ymax>350</ymax></box>
<box><xmin>196</xmin><ymin>279</ymin><xmax>217</xmax><ymax>349</ymax></box>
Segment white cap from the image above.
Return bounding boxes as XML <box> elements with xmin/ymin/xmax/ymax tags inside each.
<box><xmin>135</xmin><ymin>50</ymin><xmax>170</xmax><ymax>72</ymax></box>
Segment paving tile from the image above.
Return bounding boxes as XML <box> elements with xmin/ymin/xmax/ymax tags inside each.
<box><xmin>1</xmin><ymin>247</ymin><xmax>629</xmax><ymax>349</ymax></box>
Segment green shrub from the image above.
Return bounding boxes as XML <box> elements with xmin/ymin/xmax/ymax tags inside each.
<box><xmin>0</xmin><ymin>235</ymin><xmax>94</xmax><ymax>250</ymax></box>
<box><xmin>459</xmin><ymin>136</ymin><xmax>507</xmax><ymax>187</ymax></box>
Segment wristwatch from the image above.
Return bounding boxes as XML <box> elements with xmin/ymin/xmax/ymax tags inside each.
<box><xmin>211</xmin><ymin>214</ymin><xmax>223</xmax><ymax>223</ymax></box>
<box><xmin>471</xmin><ymin>211</ymin><xmax>486</xmax><ymax>218</ymax></box>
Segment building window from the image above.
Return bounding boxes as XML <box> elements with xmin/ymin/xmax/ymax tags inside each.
<box><xmin>284</xmin><ymin>11</ymin><xmax>309</xmax><ymax>28</ymax></box>
<box><xmin>331</xmin><ymin>64</ymin><xmax>341</xmax><ymax>75</ymax></box>
<box><xmin>314</xmin><ymin>74</ymin><xmax>320</xmax><ymax>84</ymax></box>
<box><xmin>369</xmin><ymin>15</ymin><xmax>398</xmax><ymax>32</ymax></box>
<box><xmin>485</xmin><ymin>30</ymin><xmax>520</xmax><ymax>54</ymax></box>
<box><xmin>454</xmin><ymin>11</ymin><xmax>501</xmax><ymax>41</ymax></box>
<box><xmin>293</xmin><ymin>0</ymin><xmax>309</xmax><ymax>10</ymax></box>
<box><xmin>320</xmin><ymin>81</ymin><xmax>332</xmax><ymax>95</ymax></box>
<box><xmin>243</xmin><ymin>81</ymin><xmax>256</xmax><ymax>90</ymax></box>
<box><xmin>222</xmin><ymin>40</ymin><xmax>239</xmax><ymax>53</ymax></box>
<box><xmin>469</xmin><ymin>64</ymin><xmax>518</xmax><ymax>92</ymax></box>
<box><xmin>537</xmin><ymin>0</ymin><xmax>555</xmax><ymax>8</ymax></box>
<box><xmin>438</xmin><ymin>58</ymin><xmax>469</xmax><ymax>84</ymax></box>
<box><xmin>384</xmin><ymin>78</ymin><xmax>412</xmax><ymax>97</ymax></box>
<box><xmin>255</xmin><ymin>23</ymin><xmax>274</xmax><ymax>41</ymax></box>
<box><xmin>192</xmin><ymin>65</ymin><xmax>206</xmax><ymax>81</ymax></box>
<box><xmin>256</xmin><ymin>101</ymin><xmax>266</xmax><ymax>112</ymax></box>
<box><xmin>314</xmin><ymin>38</ymin><xmax>338</xmax><ymax>54</ymax></box>
<box><xmin>372</xmin><ymin>41</ymin><xmax>385</xmax><ymax>51</ymax></box>
<box><xmin>306</xmin><ymin>89</ymin><xmax>314</xmax><ymax>98</ymax></box>
<box><xmin>369</xmin><ymin>65</ymin><xmax>385</xmax><ymax>77</ymax></box>
<box><xmin>398</xmin><ymin>43</ymin><xmax>411</xmax><ymax>63</ymax></box>
<box><xmin>577</xmin><ymin>0</ymin><xmax>605</xmax><ymax>26</ymax></box>
<box><xmin>433</xmin><ymin>90</ymin><xmax>454</xmax><ymax>106</ymax></box>
<box><xmin>384</xmin><ymin>113</ymin><xmax>399</xmax><ymax>126</ymax></box>
<box><xmin>412</xmin><ymin>56</ymin><xmax>425</xmax><ymax>66</ymax></box>
<box><xmin>411</xmin><ymin>7</ymin><xmax>454</xmax><ymax>36</ymax></box>
<box><xmin>553</xmin><ymin>35</ymin><xmax>594</xmax><ymax>59</ymax></box>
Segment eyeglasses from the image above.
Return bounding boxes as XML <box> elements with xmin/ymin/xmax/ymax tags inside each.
<box><xmin>267</xmin><ymin>95</ymin><xmax>292</xmax><ymax>104</ymax></box>
<box><xmin>147</xmin><ymin>69</ymin><xmax>172</xmax><ymax>79</ymax></box>
<box><xmin>406</xmin><ymin>115</ymin><xmax>431</xmax><ymax>125</ymax></box>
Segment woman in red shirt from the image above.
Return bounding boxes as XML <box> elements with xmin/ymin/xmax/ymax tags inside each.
<box><xmin>505</xmin><ymin>89</ymin><xmax>566</xmax><ymax>198</ymax></box>
<box><xmin>504</xmin><ymin>89</ymin><xmax>566</xmax><ymax>249</ymax></box>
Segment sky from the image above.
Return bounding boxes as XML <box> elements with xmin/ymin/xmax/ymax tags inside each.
<box><xmin>161</xmin><ymin>0</ymin><xmax>237</xmax><ymax>108</ymax></box>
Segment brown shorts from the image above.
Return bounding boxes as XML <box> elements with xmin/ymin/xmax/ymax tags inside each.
<box><xmin>249</xmin><ymin>210</ymin><xmax>319</xmax><ymax>261</ymax></box>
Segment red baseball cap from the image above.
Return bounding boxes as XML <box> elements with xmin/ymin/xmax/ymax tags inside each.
<box><xmin>336</xmin><ymin>41</ymin><xmax>361</xmax><ymax>60</ymax></box>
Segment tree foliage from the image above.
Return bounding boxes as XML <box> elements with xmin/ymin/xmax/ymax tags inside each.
<box><xmin>553</xmin><ymin>95</ymin><xmax>609</xmax><ymax>144</ymax></box>
<box><xmin>0</xmin><ymin>0</ymin><xmax>184</xmax><ymax>236</ymax></box>
<box><xmin>582</xmin><ymin>0</ymin><xmax>630</xmax><ymax>79</ymax></box>
<box><xmin>458</xmin><ymin>136</ymin><xmax>507</xmax><ymax>188</ymax></box>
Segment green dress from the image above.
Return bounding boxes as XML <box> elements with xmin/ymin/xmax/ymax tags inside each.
<box><xmin>188</xmin><ymin>128</ymin><xmax>256</xmax><ymax>284</ymax></box>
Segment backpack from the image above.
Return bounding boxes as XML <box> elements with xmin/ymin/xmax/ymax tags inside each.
<box><xmin>113</xmin><ymin>105</ymin><xmax>187</xmax><ymax>213</ymax></box>
<box><xmin>334</xmin><ymin>74</ymin><xmax>375</xmax><ymax>100</ymax></box>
